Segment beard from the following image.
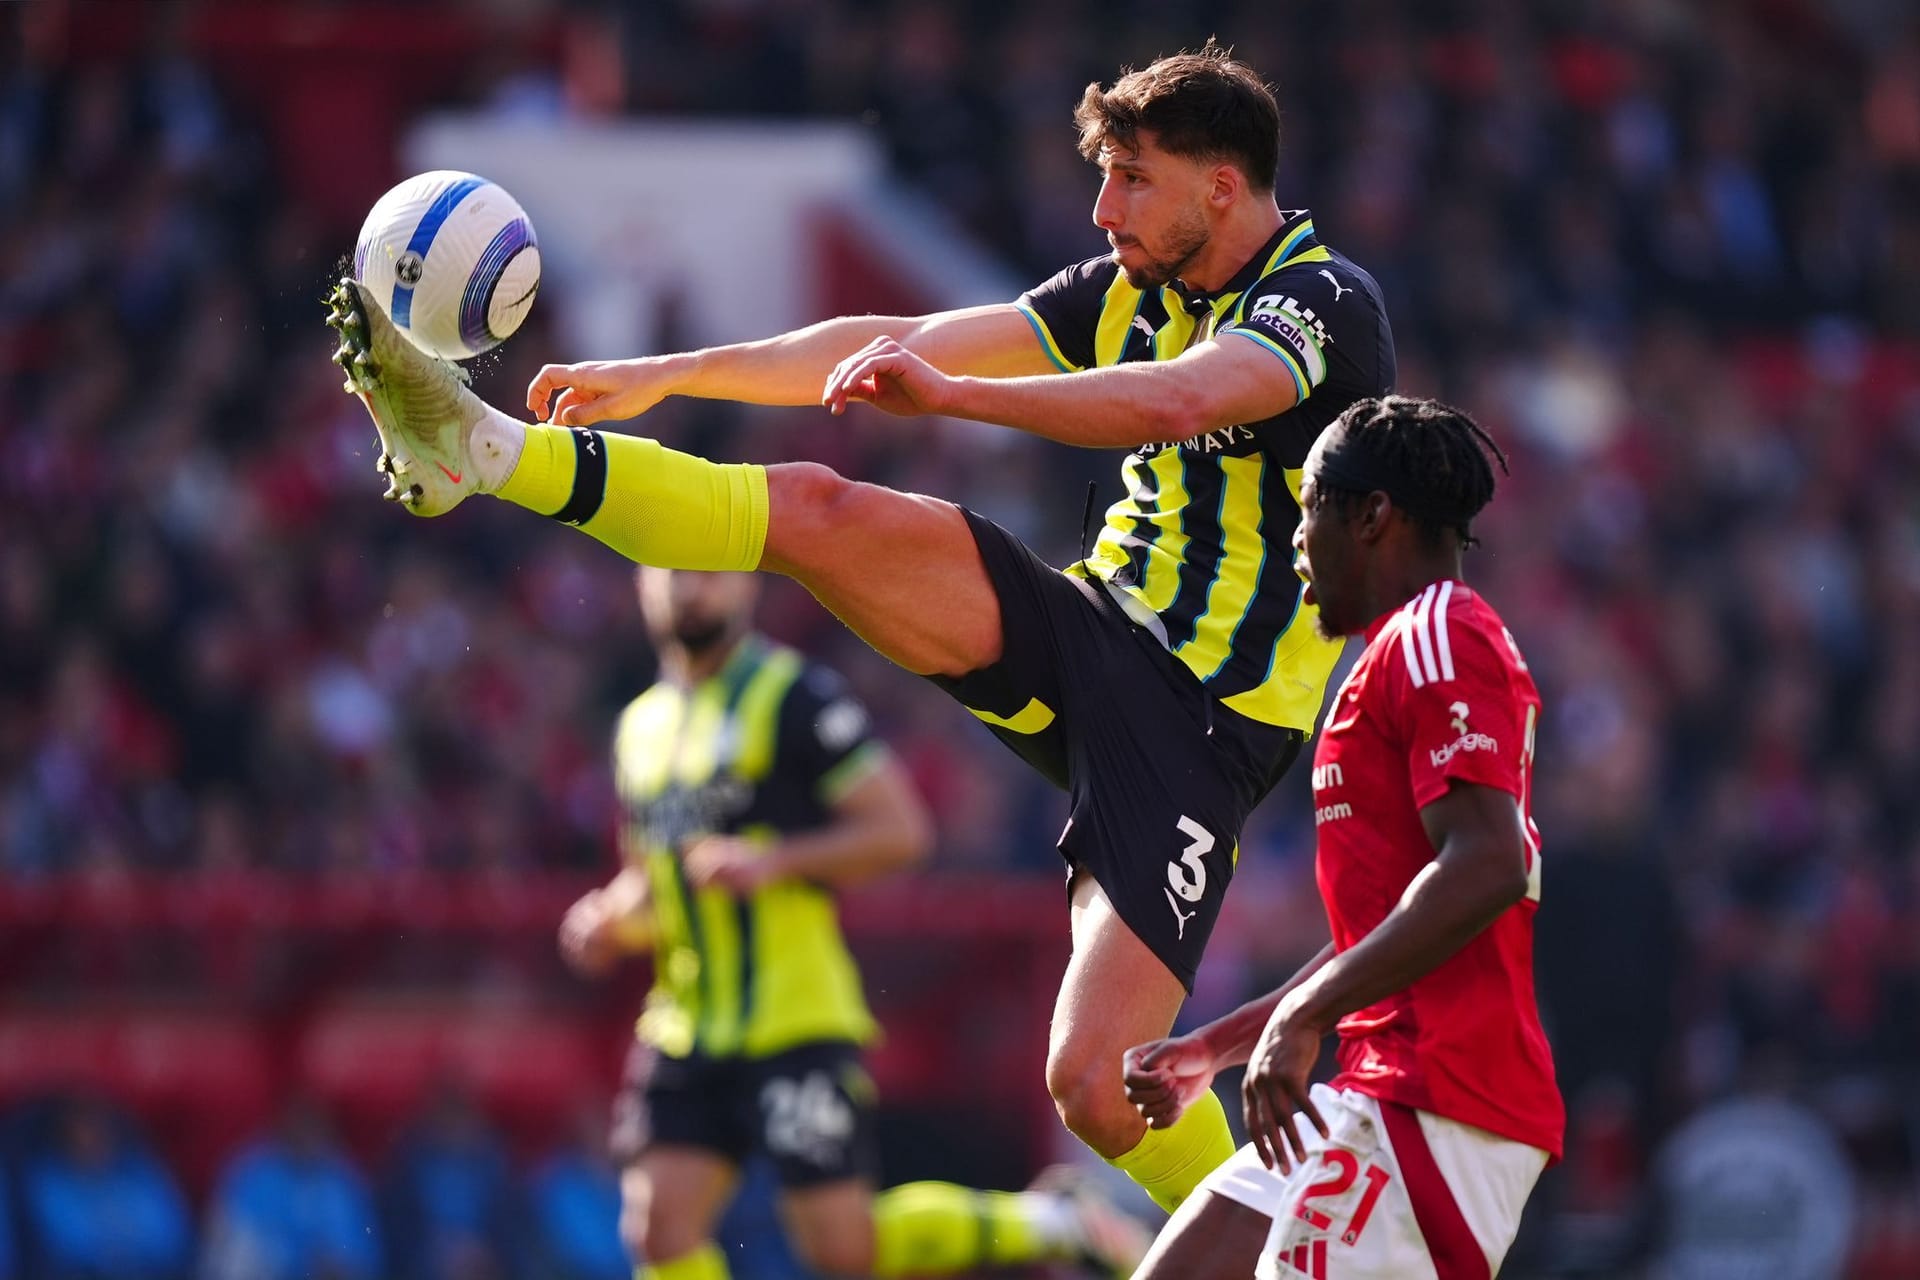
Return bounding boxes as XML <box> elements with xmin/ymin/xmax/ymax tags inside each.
<box><xmin>1115</xmin><ymin>207</ymin><xmax>1210</xmax><ymax>289</ymax></box>
<box><xmin>672</xmin><ymin>616</ymin><xmax>734</xmax><ymax>655</ymax></box>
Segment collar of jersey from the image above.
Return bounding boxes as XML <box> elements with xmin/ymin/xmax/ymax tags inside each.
<box><xmin>1165</xmin><ymin>209</ymin><xmax>1317</xmax><ymax>316</ymax></box>
<box><xmin>693</xmin><ymin>632</ymin><xmax>767</xmax><ymax>695</ymax></box>
<box><xmin>1363</xmin><ymin>579</ymin><xmax>1472</xmax><ymax>644</ymax></box>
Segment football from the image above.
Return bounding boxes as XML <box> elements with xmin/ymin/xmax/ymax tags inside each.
<box><xmin>352</xmin><ymin>170</ymin><xmax>540</xmax><ymax>361</ymax></box>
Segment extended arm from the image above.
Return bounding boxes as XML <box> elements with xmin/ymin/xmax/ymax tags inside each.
<box><xmin>1121</xmin><ymin>942</ymin><xmax>1334</xmax><ymax>1129</ymax></box>
<box><xmin>558</xmin><ymin>863</ymin><xmax>654</xmax><ymax>976</ymax></box>
<box><xmin>682</xmin><ymin>751</ymin><xmax>933</xmax><ymax>894</ymax></box>
<box><xmin>1277</xmin><ymin>783</ymin><xmax>1530</xmax><ymax>1031</ymax></box>
<box><xmin>823</xmin><ymin>331</ymin><xmax>1304</xmax><ymax>448</ymax></box>
<box><xmin>1238</xmin><ymin>781</ymin><xmax>1532</xmax><ymax>1168</ymax></box>
<box><xmin>762</xmin><ymin>752</ymin><xmax>933</xmax><ymax>886</ymax></box>
<box><xmin>1193</xmin><ymin>943</ymin><xmax>1336</xmax><ymax>1068</ymax></box>
<box><xmin>527</xmin><ymin>305</ymin><xmax>1054</xmax><ymax>424</ymax></box>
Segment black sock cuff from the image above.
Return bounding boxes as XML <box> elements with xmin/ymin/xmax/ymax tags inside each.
<box><xmin>550</xmin><ymin>428</ymin><xmax>607</xmax><ymax>525</ymax></box>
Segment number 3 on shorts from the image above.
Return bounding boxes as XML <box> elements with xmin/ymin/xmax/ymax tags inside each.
<box><xmin>1167</xmin><ymin>815</ymin><xmax>1213</xmax><ymax>902</ymax></box>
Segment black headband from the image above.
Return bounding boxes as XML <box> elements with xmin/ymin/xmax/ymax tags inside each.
<box><xmin>1313</xmin><ymin>442</ymin><xmax>1455</xmax><ymax>527</ymax></box>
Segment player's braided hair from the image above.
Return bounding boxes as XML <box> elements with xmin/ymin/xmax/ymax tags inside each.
<box><xmin>1314</xmin><ymin>396</ymin><xmax>1510</xmax><ymax>549</ymax></box>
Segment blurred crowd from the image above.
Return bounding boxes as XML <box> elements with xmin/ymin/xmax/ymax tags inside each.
<box><xmin>3</xmin><ymin>0</ymin><xmax>1920</xmax><ymax>1274</ymax></box>
<box><xmin>0</xmin><ymin>1089</ymin><xmax>629</xmax><ymax>1280</ymax></box>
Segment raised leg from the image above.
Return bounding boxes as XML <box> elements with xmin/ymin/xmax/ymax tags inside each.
<box><xmin>759</xmin><ymin>463</ymin><xmax>1003</xmax><ymax>678</ymax></box>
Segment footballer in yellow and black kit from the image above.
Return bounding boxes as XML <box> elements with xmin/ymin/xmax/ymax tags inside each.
<box><xmin>934</xmin><ymin>209</ymin><xmax>1395</xmax><ymax>990</ymax></box>
<box><xmin>613</xmin><ymin>633</ymin><xmax>886</xmax><ymax>1183</ymax></box>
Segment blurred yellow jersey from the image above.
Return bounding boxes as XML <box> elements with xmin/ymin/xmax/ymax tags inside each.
<box><xmin>616</xmin><ymin>636</ymin><xmax>885</xmax><ymax>1059</ymax></box>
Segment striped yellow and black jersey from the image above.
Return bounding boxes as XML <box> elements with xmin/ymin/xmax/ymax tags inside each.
<box><xmin>616</xmin><ymin>635</ymin><xmax>886</xmax><ymax>1060</ymax></box>
<box><xmin>1018</xmin><ymin>209</ymin><xmax>1395</xmax><ymax>732</ymax></box>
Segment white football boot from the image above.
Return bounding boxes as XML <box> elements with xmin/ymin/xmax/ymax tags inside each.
<box><xmin>324</xmin><ymin>277</ymin><xmax>497</xmax><ymax>516</ymax></box>
<box><xmin>1029</xmin><ymin>1164</ymin><xmax>1156</xmax><ymax>1277</ymax></box>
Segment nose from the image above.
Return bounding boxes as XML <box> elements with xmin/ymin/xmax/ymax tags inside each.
<box><xmin>1292</xmin><ymin>522</ymin><xmax>1306</xmax><ymax>554</ymax></box>
<box><xmin>1092</xmin><ymin>173</ymin><xmax>1122</xmax><ymax>232</ymax></box>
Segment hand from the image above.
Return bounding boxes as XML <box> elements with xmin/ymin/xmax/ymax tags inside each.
<box><xmin>1122</xmin><ymin>1033</ymin><xmax>1220</xmax><ymax>1130</ymax></box>
<box><xmin>558</xmin><ymin>891</ymin><xmax>620</xmax><ymax>977</ymax></box>
<box><xmin>682</xmin><ymin>836</ymin><xmax>781</xmax><ymax>896</ymax></box>
<box><xmin>821</xmin><ymin>337</ymin><xmax>954</xmax><ymax>418</ymax></box>
<box><xmin>527</xmin><ymin>357</ymin><xmax>680</xmax><ymax>426</ymax></box>
<box><xmin>1242</xmin><ymin>1000</ymin><xmax>1330</xmax><ymax>1173</ymax></box>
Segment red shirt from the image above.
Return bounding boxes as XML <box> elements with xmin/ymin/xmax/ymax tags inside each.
<box><xmin>1314</xmin><ymin>580</ymin><xmax>1564</xmax><ymax>1159</ymax></box>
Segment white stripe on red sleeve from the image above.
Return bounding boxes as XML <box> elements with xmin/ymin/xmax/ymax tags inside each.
<box><xmin>1434</xmin><ymin>580</ymin><xmax>1456</xmax><ymax>682</ymax></box>
<box><xmin>1398</xmin><ymin>595</ymin><xmax>1427</xmax><ymax>688</ymax></box>
<box><xmin>1409</xmin><ymin>583</ymin><xmax>1440</xmax><ymax>684</ymax></box>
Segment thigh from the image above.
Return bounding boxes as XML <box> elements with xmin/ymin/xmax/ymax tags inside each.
<box><xmin>778</xmin><ymin>1178</ymin><xmax>878</xmax><ymax>1278</ymax></box>
<box><xmin>1053</xmin><ymin>873</ymin><xmax>1190</xmax><ymax>1078</ymax></box>
<box><xmin>1136</xmin><ymin>1188</ymin><xmax>1276</xmax><ymax>1280</ymax></box>
<box><xmin>747</xmin><ymin>1042</ymin><xmax>881</xmax><ymax>1189</ymax></box>
<box><xmin>761</xmin><ymin>465</ymin><xmax>1003</xmax><ymax>678</ymax></box>
<box><xmin>627</xmin><ymin>1147</ymin><xmax>739</xmax><ymax>1261</ymax></box>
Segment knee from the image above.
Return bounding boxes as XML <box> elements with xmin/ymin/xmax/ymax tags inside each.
<box><xmin>622</xmin><ymin>1182</ymin><xmax>702</xmax><ymax>1266</ymax></box>
<box><xmin>767</xmin><ymin>461</ymin><xmax>858</xmax><ymax>537</ymax></box>
<box><xmin>1046</xmin><ymin>1038</ymin><xmax>1144</xmax><ymax>1157</ymax></box>
<box><xmin>786</xmin><ymin>1220</ymin><xmax>874</xmax><ymax>1279</ymax></box>
<box><xmin>762</xmin><ymin>462</ymin><xmax>894</xmax><ymax>574</ymax></box>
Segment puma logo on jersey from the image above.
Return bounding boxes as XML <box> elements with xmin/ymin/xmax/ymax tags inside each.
<box><xmin>1163</xmin><ymin>887</ymin><xmax>1198</xmax><ymax>940</ymax></box>
<box><xmin>1131</xmin><ymin>315</ymin><xmax>1155</xmax><ymax>340</ymax></box>
<box><xmin>1318</xmin><ymin>269</ymin><xmax>1352</xmax><ymax>301</ymax></box>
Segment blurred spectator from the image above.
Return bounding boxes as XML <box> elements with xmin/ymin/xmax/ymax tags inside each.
<box><xmin>523</xmin><ymin>1106</ymin><xmax>626</xmax><ymax>1280</ymax></box>
<box><xmin>200</xmin><ymin>1099</ymin><xmax>381</xmax><ymax>1280</ymax></box>
<box><xmin>381</xmin><ymin>1085</ymin><xmax>518</xmax><ymax>1280</ymax></box>
<box><xmin>15</xmin><ymin>1096</ymin><xmax>189</xmax><ymax>1280</ymax></box>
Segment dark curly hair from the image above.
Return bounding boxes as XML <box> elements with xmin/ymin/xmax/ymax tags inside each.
<box><xmin>1313</xmin><ymin>396</ymin><xmax>1511</xmax><ymax>548</ymax></box>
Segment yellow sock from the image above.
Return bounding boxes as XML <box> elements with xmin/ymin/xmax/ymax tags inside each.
<box><xmin>637</xmin><ymin>1242</ymin><xmax>729</xmax><ymax>1280</ymax></box>
<box><xmin>1107</xmin><ymin>1087</ymin><xmax>1236</xmax><ymax>1212</ymax></box>
<box><xmin>498</xmin><ymin>425</ymin><xmax>768</xmax><ymax>571</ymax></box>
<box><xmin>872</xmin><ymin>1181</ymin><xmax>1074</xmax><ymax>1276</ymax></box>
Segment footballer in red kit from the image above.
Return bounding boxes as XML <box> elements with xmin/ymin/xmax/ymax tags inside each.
<box><xmin>1124</xmin><ymin>396</ymin><xmax>1562</xmax><ymax>1280</ymax></box>
<box><xmin>1314</xmin><ymin>577</ymin><xmax>1561</xmax><ymax>1161</ymax></box>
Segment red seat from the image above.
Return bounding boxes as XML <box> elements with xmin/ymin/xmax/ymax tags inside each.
<box><xmin>296</xmin><ymin>1003</ymin><xmax>626</xmax><ymax>1159</ymax></box>
<box><xmin>0</xmin><ymin>1011</ymin><xmax>273</xmax><ymax>1197</ymax></box>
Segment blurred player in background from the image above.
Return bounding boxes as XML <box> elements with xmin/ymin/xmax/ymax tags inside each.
<box><xmin>1121</xmin><ymin>397</ymin><xmax>1562</xmax><ymax>1278</ymax></box>
<box><xmin>329</xmin><ymin>41</ymin><xmax>1394</xmax><ymax>1213</ymax></box>
<box><xmin>559</xmin><ymin>565</ymin><xmax>1147</xmax><ymax>1280</ymax></box>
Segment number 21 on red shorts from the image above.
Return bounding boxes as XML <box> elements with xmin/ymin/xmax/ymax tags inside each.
<box><xmin>1201</xmin><ymin>1084</ymin><xmax>1547</xmax><ymax>1280</ymax></box>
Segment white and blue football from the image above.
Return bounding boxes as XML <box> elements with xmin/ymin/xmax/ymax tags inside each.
<box><xmin>352</xmin><ymin>170</ymin><xmax>540</xmax><ymax>361</ymax></box>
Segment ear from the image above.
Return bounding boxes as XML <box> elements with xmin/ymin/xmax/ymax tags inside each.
<box><xmin>1354</xmin><ymin>491</ymin><xmax>1394</xmax><ymax>544</ymax></box>
<box><xmin>1208</xmin><ymin>162</ymin><xmax>1243</xmax><ymax>209</ymax></box>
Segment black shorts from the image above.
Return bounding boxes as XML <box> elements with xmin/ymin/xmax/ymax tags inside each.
<box><xmin>930</xmin><ymin>508</ymin><xmax>1305</xmax><ymax>992</ymax></box>
<box><xmin>611</xmin><ymin>1039</ymin><xmax>878</xmax><ymax>1186</ymax></box>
